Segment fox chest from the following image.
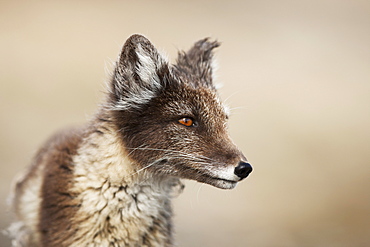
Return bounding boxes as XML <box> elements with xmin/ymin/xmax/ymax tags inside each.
<box><xmin>69</xmin><ymin>182</ymin><xmax>173</xmax><ymax>247</ymax></box>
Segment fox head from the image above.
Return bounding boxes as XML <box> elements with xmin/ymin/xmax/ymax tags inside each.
<box><xmin>108</xmin><ymin>34</ymin><xmax>252</xmax><ymax>189</ymax></box>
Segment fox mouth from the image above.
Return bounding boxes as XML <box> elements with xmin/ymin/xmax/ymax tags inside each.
<box><xmin>198</xmin><ymin>173</ymin><xmax>238</xmax><ymax>190</ymax></box>
<box><xmin>170</xmin><ymin>163</ymin><xmax>240</xmax><ymax>190</ymax></box>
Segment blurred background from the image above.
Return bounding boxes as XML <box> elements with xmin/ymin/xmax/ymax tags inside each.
<box><xmin>1</xmin><ymin>0</ymin><xmax>369</xmax><ymax>246</ymax></box>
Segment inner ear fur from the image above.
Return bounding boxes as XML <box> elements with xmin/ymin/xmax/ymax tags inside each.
<box><xmin>110</xmin><ymin>34</ymin><xmax>169</xmax><ymax>110</ymax></box>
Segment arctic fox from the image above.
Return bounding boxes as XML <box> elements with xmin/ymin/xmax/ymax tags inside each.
<box><xmin>9</xmin><ymin>34</ymin><xmax>252</xmax><ymax>247</ymax></box>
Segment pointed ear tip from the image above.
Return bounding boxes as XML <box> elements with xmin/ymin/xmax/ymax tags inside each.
<box><xmin>125</xmin><ymin>33</ymin><xmax>151</xmax><ymax>45</ymax></box>
<box><xmin>205</xmin><ymin>37</ymin><xmax>221</xmax><ymax>45</ymax></box>
<box><xmin>119</xmin><ymin>34</ymin><xmax>157</xmax><ymax>61</ymax></box>
<box><xmin>117</xmin><ymin>34</ymin><xmax>150</xmax><ymax>65</ymax></box>
<box><xmin>195</xmin><ymin>37</ymin><xmax>221</xmax><ymax>50</ymax></box>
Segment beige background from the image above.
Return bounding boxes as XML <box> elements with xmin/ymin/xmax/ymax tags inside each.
<box><xmin>1</xmin><ymin>0</ymin><xmax>369</xmax><ymax>246</ymax></box>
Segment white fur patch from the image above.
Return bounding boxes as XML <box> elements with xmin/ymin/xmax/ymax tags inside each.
<box><xmin>8</xmin><ymin>161</ymin><xmax>47</xmax><ymax>246</ymax></box>
<box><xmin>214</xmin><ymin>165</ymin><xmax>240</xmax><ymax>182</ymax></box>
<box><xmin>71</xmin><ymin>125</ymin><xmax>179</xmax><ymax>246</ymax></box>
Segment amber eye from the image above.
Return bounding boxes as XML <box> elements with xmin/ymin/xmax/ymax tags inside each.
<box><xmin>178</xmin><ymin>117</ymin><xmax>194</xmax><ymax>127</ymax></box>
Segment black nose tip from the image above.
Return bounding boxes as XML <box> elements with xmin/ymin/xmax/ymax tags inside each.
<box><xmin>234</xmin><ymin>161</ymin><xmax>253</xmax><ymax>179</ymax></box>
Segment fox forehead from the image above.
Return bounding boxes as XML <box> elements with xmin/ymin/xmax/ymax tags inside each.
<box><xmin>150</xmin><ymin>84</ymin><xmax>228</xmax><ymax>121</ymax></box>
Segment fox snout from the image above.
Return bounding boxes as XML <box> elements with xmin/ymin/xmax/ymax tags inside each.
<box><xmin>207</xmin><ymin>148</ymin><xmax>252</xmax><ymax>189</ymax></box>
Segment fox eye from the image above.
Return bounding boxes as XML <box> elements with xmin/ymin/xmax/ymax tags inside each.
<box><xmin>178</xmin><ymin>117</ymin><xmax>196</xmax><ymax>127</ymax></box>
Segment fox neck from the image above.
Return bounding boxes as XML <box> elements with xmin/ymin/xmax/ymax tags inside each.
<box><xmin>70</xmin><ymin>116</ymin><xmax>182</xmax><ymax>246</ymax></box>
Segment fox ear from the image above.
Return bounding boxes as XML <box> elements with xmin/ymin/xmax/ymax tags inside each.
<box><xmin>111</xmin><ymin>34</ymin><xmax>169</xmax><ymax>110</ymax></box>
<box><xmin>175</xmin><ymin>38</ymin><xmax>220</xmax><ymax>89</ymax></box>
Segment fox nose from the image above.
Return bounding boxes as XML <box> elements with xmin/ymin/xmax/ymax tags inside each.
<box><xmin>234</xmin><ymin>161</ymin><xmax>253</xmax><ymax>179</ymax></box>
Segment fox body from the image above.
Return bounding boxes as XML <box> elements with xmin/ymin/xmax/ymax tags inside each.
<box><xmin>9</xmin><ymin>34</ymin><xmax>252</xmax><ymax>247</ymax></box>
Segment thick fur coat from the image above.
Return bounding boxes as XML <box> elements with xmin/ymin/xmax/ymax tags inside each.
<box><xmin>9</xmin><ymin>34</ymin><xmax>252</xmax><ymax>247</ymax></box>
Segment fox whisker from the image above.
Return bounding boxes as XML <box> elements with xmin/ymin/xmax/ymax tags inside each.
<box><xmin>126</xmin><ymin>147</ymin><xmax>219</xmax><ymax>164</ymax></box>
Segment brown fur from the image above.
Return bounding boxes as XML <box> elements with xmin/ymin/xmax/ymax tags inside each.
<box><xmin>39</xmin><ymin>128</ymin><xmax>84</xmax><ymax>246</ymax></box>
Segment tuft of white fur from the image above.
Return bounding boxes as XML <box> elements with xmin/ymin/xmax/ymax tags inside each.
<box><xmin>223</xmin><ymin>103</ymin><xmax>231</xmax><ymax>117</ymax></box>
<box><xmin>135</xmin><ymin>44</ymin><xmax>162</xmax><ymax>89</ymax></box>
<box><xmin>113</xmin><ymin>78</ymin><xmax>158</xmax><ymax>111</ymax></box>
